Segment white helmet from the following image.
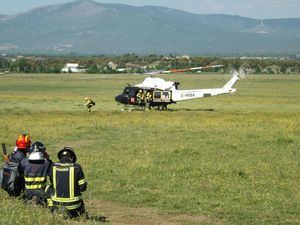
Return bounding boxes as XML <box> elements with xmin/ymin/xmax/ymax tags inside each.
<box><xmin>28</xmin><ymin>151</ymin><xmax>44</xmax><ymax>160</ymax></box>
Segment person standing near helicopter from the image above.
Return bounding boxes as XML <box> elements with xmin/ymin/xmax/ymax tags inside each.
<box><xmin>145</xmin><ymin>91</ymin><xmax>152</xmax><ymax>109</ymax></box>
<box><xmin>136</xmin><ymin>90</ymin><xmax>144</xmax><ymax>105</ymax></box>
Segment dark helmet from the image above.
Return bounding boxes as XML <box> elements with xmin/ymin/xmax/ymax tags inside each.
<box><xmin>57</xmin><ymin>147</ymin><xmax>77</xmax><ymax>162</ymax></box>
<box><xmin>30</xmin><ymin>141</ymin><xmax>46</xmax><ymax>153</ymax></box>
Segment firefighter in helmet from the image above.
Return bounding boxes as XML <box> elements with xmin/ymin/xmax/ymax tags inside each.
<box><xmin>10</xmin><ymin>133</ymin><xmax>32</xmax><ymax>163</ymax></box>
<box><xmin>136</xmin><ymin>90</ymin><xmax>144</xmax><ymax>105</ymax></box>
<box><xmin>145</xmin><ymin>91</ymin><xmax>152</xmax><ymax>109</ymax></box>
<box><xmin>20</xmin><ymin>141</ymin><xmax>52</xmax><ymax>205</ymax></box>
<box><xmin>1</xmin><ymin>135</ymin><xmax>30</xmax><ymax>197</ymax></box>
<box><xmin>84</xmin><ymin>97</ymin><xmax>95</xmax><ymax>112</ymax></box>
<box><xmin>48</xmin><ymin>147</ymin><xmax>87</xmax><ymax>218</ymax></box>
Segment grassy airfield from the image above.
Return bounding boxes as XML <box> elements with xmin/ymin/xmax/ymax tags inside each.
<box><xmin>0</xmin><ymin>73</ymin><xmax>299</xmax><ymax>225</ymax></box>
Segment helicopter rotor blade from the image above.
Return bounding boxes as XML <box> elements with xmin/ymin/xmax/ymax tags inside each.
<box><xmin>163</xmin><ymin>64</ymin><xmax>223</xmax><ymax>73</ymax></box>
<box><xmin>145</xmin><ymin>64</ymin><xmax>223</xmax><ymax>75</ymax></box>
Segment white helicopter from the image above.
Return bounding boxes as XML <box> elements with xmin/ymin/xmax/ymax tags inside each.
<box><xmin>115</xmin><ymin>65</ymin><xmax>246</xmax><ymax>111</ymax></box>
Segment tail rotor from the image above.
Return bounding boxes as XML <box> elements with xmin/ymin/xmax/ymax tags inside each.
<box><xmin>226</xmin><ymin>64</ymin><xmax>252</xmax><ymax>82</ymax></box>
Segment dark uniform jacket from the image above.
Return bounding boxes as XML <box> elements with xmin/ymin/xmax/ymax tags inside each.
<box><xmin>49</xmin><ymin>158</ymin><xmax>87</xmax><ymax>211</ymax></box>
<box><xmin>3</xmin><ymin>150</ymin><xmax>26</xmax><ymax>196</ymax></box>
<box><xmin>20</xmin><ymin>158</ymin><xmax>52</xmax><ymax>191</ymax></box>
<box><xmin>9</xmin><ymin>150</ymin><xmax>26</xmax><ymax>163</ymax></box>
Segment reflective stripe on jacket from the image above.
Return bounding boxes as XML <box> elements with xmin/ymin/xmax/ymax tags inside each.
<box><xmin>20</xmin><ymin>158</ymin><xmax>51</xmax><ymax>191</ymax></box>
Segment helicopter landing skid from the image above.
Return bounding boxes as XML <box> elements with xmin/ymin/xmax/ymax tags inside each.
<box><xmin>121</xmin><ymin>104</ymin><xmax>145</xmax><ymax>112</ymax></box>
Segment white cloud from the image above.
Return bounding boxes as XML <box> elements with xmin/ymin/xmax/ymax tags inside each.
<box><xmin>202</xmin><ymin>0</ymin><xmax>225</xmax><ymax>11</ymax></box>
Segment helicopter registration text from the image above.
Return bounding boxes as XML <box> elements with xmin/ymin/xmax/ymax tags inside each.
<box><xmin>181</xmin><ymin>92</ymin><xmax>195</xmax><ymax>98</ymax></box>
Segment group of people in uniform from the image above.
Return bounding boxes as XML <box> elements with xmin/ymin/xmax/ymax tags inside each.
<box><xmin>1</xmin><ymin>133</ymin><xmax>87</xmax><ymax>219</ymax></box>
<box><xmin>136</xmin><ymin>90</ymin><xmax>152</xmax><ymax>110</ymax></box>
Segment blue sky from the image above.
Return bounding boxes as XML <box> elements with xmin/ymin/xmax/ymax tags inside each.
<box><xmin>1</xmin><ymin>0</ymin><xmax>300</xmax><ymax>19</ymax></box>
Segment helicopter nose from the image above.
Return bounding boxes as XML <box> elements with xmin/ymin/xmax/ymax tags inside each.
<box><xmin>115</xmin><ymin>94</ymin><xmax>122</xmax><ymax>103</ymax></box>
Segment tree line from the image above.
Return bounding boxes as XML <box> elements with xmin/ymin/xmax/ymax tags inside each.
<box><xmin>0</xmin><ymin>54</ymin><xmax>299</xmax><ymax>74</ymax></box>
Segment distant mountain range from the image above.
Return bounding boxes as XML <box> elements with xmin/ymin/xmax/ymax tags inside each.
<box><xmin>0</xmin><ymin>0</ymin><xmax>300</xmax><ymax>55</ymax></box>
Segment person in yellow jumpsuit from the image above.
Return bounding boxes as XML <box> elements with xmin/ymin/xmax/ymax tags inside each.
<box><xmin>84</xmin><ymin>97</ymin><xmax>95</xmax><ymax>112</ymax></box>
<box><xmin>145</xmin><ymin>91</ymin><xmax>152</xmax><ymax>110</ymax></box>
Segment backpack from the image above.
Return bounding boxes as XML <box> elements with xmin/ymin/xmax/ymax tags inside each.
<box><xmin>0</xmin><ymin>161</ymin><xmax>24</xmax><ymax>196</ymax></box>
<box><xmin>90</xmin><ymin>100</ymin><xmax>95</xmax><ymax>106</ymax></box>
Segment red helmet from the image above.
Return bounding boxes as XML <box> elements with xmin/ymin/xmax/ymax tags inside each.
<box><xmin>16</xmin><ymin>134</ymin><xmax>31</xmax><ymax>150</ymax></box>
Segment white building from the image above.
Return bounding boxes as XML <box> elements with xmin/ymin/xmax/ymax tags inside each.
<box><xmin>108</xmin><ymin>61</ymin><xmax>117</xmax><ymax>70</ymax></box>
<box><xmin>61</xmin><ymin>63</ymin><xmax>86</xmax><ymax>73</ymax></box>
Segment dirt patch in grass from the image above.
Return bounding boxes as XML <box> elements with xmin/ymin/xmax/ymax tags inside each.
<box><xmin>86</xmin><ymin>200</ymin><xmax>218</xmax><ymax>225</ymax></box>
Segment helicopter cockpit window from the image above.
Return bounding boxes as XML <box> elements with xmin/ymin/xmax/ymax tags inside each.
<box><xmin>123</xmin><ymin>87</ymin><xmax>130</xmax><ymax>94</ymax></box>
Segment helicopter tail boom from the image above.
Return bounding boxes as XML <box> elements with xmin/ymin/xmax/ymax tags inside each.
<box><xmin>222</xmin><ymin>74</ymin><xmax>239</xmax><ymax>91</ymax></box>
<box><xmin>171</xmin><ymin>74</ymin><xmax>239</xmax><ymax>102</ymax></box>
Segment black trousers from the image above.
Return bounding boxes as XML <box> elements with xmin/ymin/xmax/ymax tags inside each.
<box><xmin>23</xmin><ymin>189</ymin><xmax>48</xmax><ymax>206</ymax></box>
<box><xmin>52</xmin><ymin>200</ymin><xmax>87</xmax><ymax>219</ymax></box>
<box><xmin>67</xmin><ymin>201</ymin><xmax>86</xmax><ymax>218</ymax></box>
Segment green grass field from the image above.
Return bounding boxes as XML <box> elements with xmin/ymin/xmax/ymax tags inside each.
<box><xmin>0</xmin><ymin>73</ymin><xmax>299</xmax><ymax>225</ymax></box>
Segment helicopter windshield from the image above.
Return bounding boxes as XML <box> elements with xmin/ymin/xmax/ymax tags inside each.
<box><xmin>123</xmin><ymin>87</ymin><xmax>131</xmax><ymax>94</ymax></box>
